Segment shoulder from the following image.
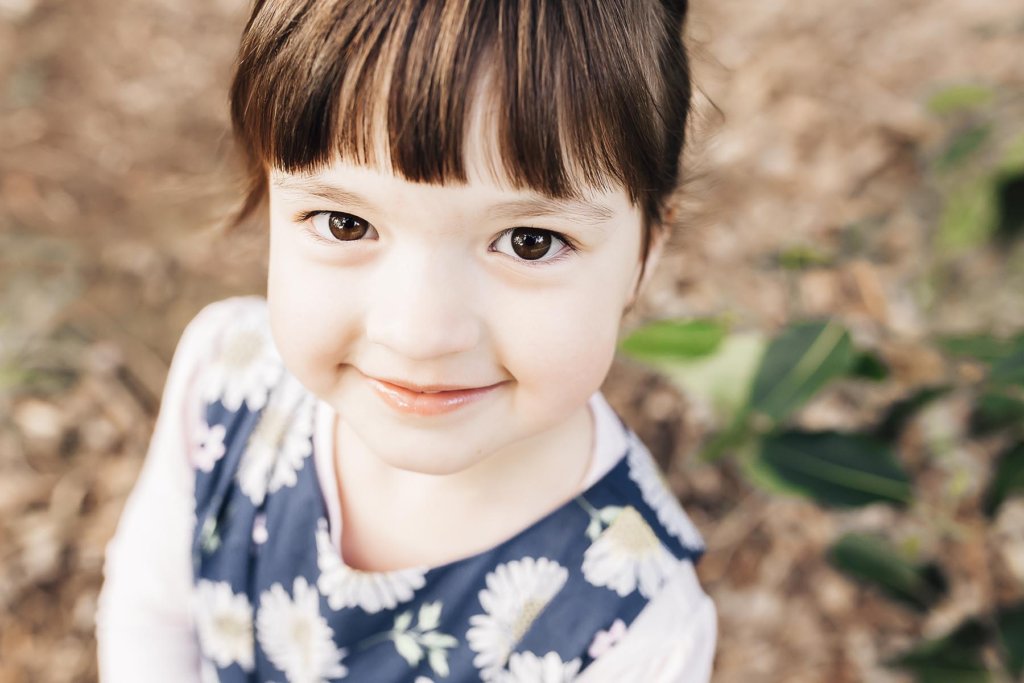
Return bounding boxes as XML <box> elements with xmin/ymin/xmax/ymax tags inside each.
<box><xmin>578</xmin><ymin>562</ymin><xmax>717</xmax><ymax>683</ymax></box>
<box><xmin>182</xmin><ymin>295</ymin><xmax>269</xmax><ymax>343</ymax></box>
<box><xmin>620</xmin><ymin>429</ymin><xmax>707</xmax><ymax>558</ymax></box>
<box><xmin>173</xmin><ymin>296</ymin><xmax>286</xmax><ymax>414</ymax></box>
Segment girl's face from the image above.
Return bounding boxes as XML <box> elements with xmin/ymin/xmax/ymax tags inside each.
<box><xmin>266</xmin><ymin>141</ymin><xmax>651</xmax><ymax>476</ymax></box>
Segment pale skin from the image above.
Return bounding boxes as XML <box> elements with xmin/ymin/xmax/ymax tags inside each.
<box><xmin>265</xmin><ymin>90</ymin><xmax>666</xmax><ymax>572</ymax></box>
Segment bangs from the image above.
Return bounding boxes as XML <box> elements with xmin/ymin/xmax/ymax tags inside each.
<box><xmin>230</xmin><ymin>0</ymin><xmax>690</xmax><ymax>223</ymax></box>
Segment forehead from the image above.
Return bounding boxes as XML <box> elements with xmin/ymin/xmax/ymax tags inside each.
<box><xmin>270</xmin><ymin>165</ymin><xmax>626</xmax><ymax>231</ymax></box>
<box><xmin>270</xmin><ymin>68</ymin><xmax>633</xmax><ymax>218</ymax></box>
<box><xmin>231</xmin><ymin>0</ymin><xmax>678</xmax><ymax>219</ymax></box>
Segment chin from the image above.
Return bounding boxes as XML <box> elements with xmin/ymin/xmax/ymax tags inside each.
<box><xmin>376</xmin><ymin>447</ymin><xmax>484</xmax><ymax>477</ymax></box>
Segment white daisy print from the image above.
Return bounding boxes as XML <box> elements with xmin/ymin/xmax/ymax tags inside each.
<box><xmin>237</xmin><ymin>395</ymin><xmax>315</xmax><ymax>506</ymax></box>
<box><xmin>201</xmin><ymin>304</ymin><xmax>282</xmax><ymax>413</ymax></box>
<box><xmin>315</xmin><ymin>519</ymin><xmax>427</xmax><ymax>613</ymax></box>
<box><xmin>499</xmin><ymin>651</ymin><xmax>582</xmax><ymax>682</ymax></box>
<box><xmin>193</xmin><ymin>421</ymin><xmax>227</xmax><ymax>473</ymax></box>
<box><xmin>587</xmin><ymin>618</ymin><xmax>627</xmax><ymax>659</ymax></box>
<box><xmin>199</xmin><ymin>658</ymin><xmax>220</xmax><ymax>683</ymax></box>
<box><xmin>582</xmin><ymin>505</ymin><xmax>682</xmax><ymax>598</ymax></box>
<box><xmin>193</xmin><ymin>579</ymin><xmax>255</xmax><ymax>672</ymax></box>
<box><xmin>626</xmin><ymin>434</ymin><xmax>705</xmax><ymax>550</ymax></box>
<box><xmin>467</xmin><ymin>557</ymin><xmax>569</xmax><ymax>681</ymax></box>
<box><xmin>256</xmin><ymin>576</ymin><xmax>348</xmax><ymax>683</ymax></box>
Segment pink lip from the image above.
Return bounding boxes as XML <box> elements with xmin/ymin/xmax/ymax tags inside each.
<box><xmin>367</xmin><ymin>376</ymin><xmax>505</xmax><ymax>416</ymax></box>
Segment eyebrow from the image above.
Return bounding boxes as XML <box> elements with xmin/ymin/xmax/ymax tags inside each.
<box><xmin>272</xmin><ymin>176</ymin><xmax>376</xmax><ymax>213</ymax></box>
<box><xmin>487</xmin><ymin>197</ymin><xmax>615</xmax><ymax>227</ymax></box>
<box><xmin>272</xmin><ymin>176</ymin><xmax>615</xmax><ymax>229</ymax></box>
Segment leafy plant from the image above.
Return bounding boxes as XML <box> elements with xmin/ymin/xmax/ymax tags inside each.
<box><xmin>619</xmin><ymin>317</ymin><xmax>1024</xmax><ymax>679</ymax></box>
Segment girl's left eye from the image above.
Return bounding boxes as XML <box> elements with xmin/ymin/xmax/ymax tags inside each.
<box><xmin>306</xmin><ymin>211</ymin><xmax>378</xmax><ymax>242</ymax></box>
<box><xmin>491</xmin><ymin>227</ymin><xmax>576</xmax><ymax>264</ymax></box>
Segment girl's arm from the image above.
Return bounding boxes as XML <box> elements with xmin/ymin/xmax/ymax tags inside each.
<box><xmin>578</xmin><ymin>561</ymin><xmax>717</xmax><ymax>683</ymax></box>
<box><xmin>95</xmin><ymin>303</ymin><xmax>224</xmax><ymax>682</ymax></box>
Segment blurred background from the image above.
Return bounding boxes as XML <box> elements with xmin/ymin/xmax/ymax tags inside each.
<box><xmin>1</xmin><ymin>0</ymin><xmax>1022</xmax><ymax>681</ymax></box>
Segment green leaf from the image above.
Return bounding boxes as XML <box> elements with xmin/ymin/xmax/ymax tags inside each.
<box><xmin>828</xmin><ymin>533</ymin><xmax>947</xmax><ymax>611</ymax></box>
<box><xmin>995</xmin><ymin>170</ymin><xmax>1024</xmax><ymax>241</ymax></box>
<box><xmin>848</xmin><ymin>350</ymin><xmax>889</xmax><ymax>381</ymax></box>
<box><xmin>657</xmin><ymin>332</ymin><xmax>767</xmax><ymax>422</ymax></box>
<box><xmin>926</xmin><ymin>84</ymin><xmax>994</xmax><ymax>115</ymax></box>
<box><xmin>937</xmin><ymin>123</ymin><xmax>991</xmax><ymax>172</ymax></box>
<box><xmin>995</xmin><ymin>603</ymin><xmax>1024</xmax><ymax>678</ymax></box>
<box><xmin>969</xmin><ymin>391</ymin><xmax>1024</xmax><ymax>436</ymax></box>
<box><xmin>758</xmin><ymin>431</ymin><xmax>912</xmax><ymax>508</ymax></box>
<box><xmin>889</xmin><ymin>618</ymin><xmax>993</xmax><ymax>683</ymax></box>
<box><xmin>874</xmin><ymin>385</ymin><xmax>955</xmax><ymax>440</ymax></box>
<box><xmin>393</xmin><ymin>633</ymin><xmax>424</xmax><ymax>666</ymax></box>
<box><xmin>936</xmin><ymin>332</ymin><xmax>1024</xmax><ymax>363</ymax></box>
<box><xmin>938</xmin><ymin>177</ymin><xmax>999</xmax><ymax>253</ymax></box>
<box><xmin>776</xmin><ymin>243</ymin><xmax>833</xmax><ymax>270</ymax></box>
<box><xmin>982</xmin><ymin>441</ymin><xmax>1024</xmax><ymax>517</ymax></box>
<box><xmin>989</xmin><ymin>343</ymin><xmax>1024</xmax><ymax>388</ymax></box>
<box><xmin>619</xmin><ymin>319</ymin><xmax>728</xmax><ymax>361</ymax></box>
<box><xmin>748</xmin><ymin>320</ymin><xmax>855</xmax><ymax>424</ymax></box>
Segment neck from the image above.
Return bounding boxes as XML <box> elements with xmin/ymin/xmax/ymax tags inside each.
<box><xmin>330</xmin><ymin>401</ymin><xmax>596</xmax><ymax>571</ymax></box>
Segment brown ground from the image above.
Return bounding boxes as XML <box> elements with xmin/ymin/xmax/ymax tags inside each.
<box><xmin>1</xmin><ymin>0</ymin><xmax>1022</xmax><ymax>681</ymax></box>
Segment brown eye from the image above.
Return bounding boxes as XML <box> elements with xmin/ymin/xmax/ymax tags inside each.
<box><xmin>326</xmin><ymin>212</ymin><xmax>369</xmax><ymax>240</ymax></box>
<box><xmin>507</xmin><ymin>228</ymin><xmax>557</xmax><ymax>261</ymax></box>
<box><xmin>307</xmin><ymin>211</ymin><xmax>377</xmax><ymax>244</ymax></box>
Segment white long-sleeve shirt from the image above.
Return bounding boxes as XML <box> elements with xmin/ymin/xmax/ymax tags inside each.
<box><xmin>95</xmin><ymin>298</ymin><xmax>717</xmax><ymax>682</ymax></box>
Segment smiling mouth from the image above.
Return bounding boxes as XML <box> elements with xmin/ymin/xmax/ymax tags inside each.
<box><xmin>366</xmin><ymin>376</ymin><xmax>506</xmax><ymax>416</ymax></box>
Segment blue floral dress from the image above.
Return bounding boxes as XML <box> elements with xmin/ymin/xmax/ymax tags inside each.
<box><xmin>188</xmin><ymin>299</ymin><xmax>706</xmax><ymax>682</ymax></box>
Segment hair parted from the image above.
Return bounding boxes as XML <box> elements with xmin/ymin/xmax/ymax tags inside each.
<box><xmin>229</xmin><ymin>0</ymin><xmax>692</xmax><ymax>264</ymax></box>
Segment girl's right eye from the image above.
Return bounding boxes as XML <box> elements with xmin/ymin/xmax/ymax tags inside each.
<box><xmin>305</xmin><ymin>211</ymin><xmax>378</xmax><ymax>242</ymax></box>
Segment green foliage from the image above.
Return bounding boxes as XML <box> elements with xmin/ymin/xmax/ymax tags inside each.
<box><xmin>639</xmin><ymin>332</ymin><xmax>767</xmax><ymax>424</ymax></box>
<box><xmin>890</xmin><ymin>619</ymin><xmax>992</xmax><ymax>683</ymax></box>
<box><xmin>624</xmin><ymin>306</ymin><xmax>1024</xmax><ymax>677</ymax></box>
<box><xmin>989</xmin><ymin>342</ymin><xmax>1024</xmax><ymax>387</ymax></box>
<box><xmin>748</xmin><ymin>320</ymin><xmax>855</xmax><ymax>425</ymax></box>
<box><xmin>937</xmin><ymin>123</ymin><xmax>991</xmax><ymax>172</ymax></box>
<box><xmin>828</xmin><ymin>533</ymin><xmax>947</xmax><ymax>611</ymax></box>
<box><xmin>926</xmin><ymin>84</ymin><xmax>994</xmax><ymax>116</ymax></box>
<box><xmin>969</xmin><ymin>391</ymin><xmax>1024</xmax><ymax>436</ymax></box>
<box><xmin>848</xmin><ymin>350</ymin><xmax>890</xmax><ymax>381</ymax></box>
<box><xmin>875</xmin><ymin>385</ymin><xmax>954</xmax><ymax>440</ymax></box>
<box><xmin>619</xmin><ymin>318</ymin><xmax>727</xmax><ymax>361</ymax></box>
<box><xmin>935</xmin><ymin>331</ymin><xmax>1024</xmax><ymax>364</ymax></box>
<box><xmin>938</xmin><ymin>177</ymin><xmax>999</xmax><ymax>253</ymax></box>
<box><xmin>982</xmin><ymin>441</ymin><xmax>1024</xmax><ymax>517</ymax></box>
<box><xmin>995</xmin><ymin>170</ymin><xmax>1024</xmax><ymax>240</ymax></box>
<box><xmin>996</xmin><ymin>604</ymin><xmax>1024</xmax><ymax>678</ymax></box>
<box><xmin>775</xmin><ymin>243</ymin><xmax>834</xmax><ymax>270</ymax></box>
<box><xmin>759</xmin><ymin>431</ymin><xmax>912</xmax><ymax>508</ymax></box>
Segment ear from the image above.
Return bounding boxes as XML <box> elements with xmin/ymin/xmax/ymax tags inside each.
<box><xmin>640</xmin><ymin>226</ymin><xmax>669</xmax><ymax>294</ymax></box>
<box><xmin>627</xmin><ymin>224</ymin><xmax>669</xmax><ymax>306</ymax></box>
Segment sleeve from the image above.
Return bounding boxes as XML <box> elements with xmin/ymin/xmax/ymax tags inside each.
<box><xmin>94</xmin><ymin>301</ymin><xmax>231</xmax><ymax>682</ymax></box>
<box><xmin>576</xmin><ymin>561</ymin><xmax>718</xmax><ymax>683</ymax></box>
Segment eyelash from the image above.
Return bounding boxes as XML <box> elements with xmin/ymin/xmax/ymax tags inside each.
<box><xmin>294</xmin><ymin>210</ymin><xmax>580</xmax><ymax>266</ymax></box>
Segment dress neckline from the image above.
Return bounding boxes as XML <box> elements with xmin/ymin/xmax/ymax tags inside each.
<box><xmin>310</xmin><ymin>391</ymin><xmax>630</xmax><ymax>574</ymax></box>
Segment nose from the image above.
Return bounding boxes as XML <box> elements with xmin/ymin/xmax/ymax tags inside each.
<box><xmin>364</xmin><ymin>246</ymin><xmax>481</xmax><ymax>360</ymax></box>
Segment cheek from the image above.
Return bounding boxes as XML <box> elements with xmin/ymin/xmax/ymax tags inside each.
<box><xmin>266</xmin><ymin>230</ymin><xmax>355</xmax><ymax>395</ymax></box>
<box><xmin>498</xmin><ymin>267</ymin><xmax>630</xmax><ymax>416</ymax></box>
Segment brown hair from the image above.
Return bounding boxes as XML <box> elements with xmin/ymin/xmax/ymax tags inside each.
<box><xmin>229</xmin><ymin>0</ymin><xmax>692</xmax><ymax>275</ymax></box>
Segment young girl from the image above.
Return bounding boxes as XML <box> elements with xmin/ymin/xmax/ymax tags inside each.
<box><xmin>96</xmin><ymin>0</ymin><xmax>717</xmax><ymax>681</ymax></box>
